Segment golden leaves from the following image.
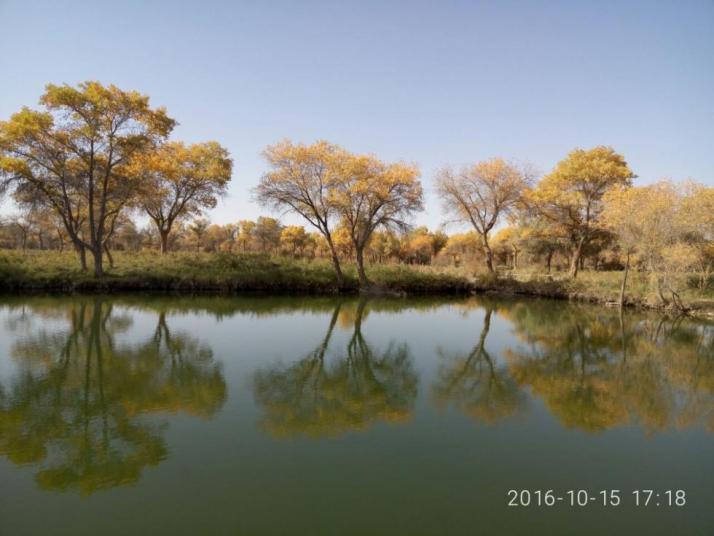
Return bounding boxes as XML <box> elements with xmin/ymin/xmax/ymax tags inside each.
<box><xmin>527</xmin><ymin>146</ymin><xmax>636</xmax><ymax>254</ymax></box>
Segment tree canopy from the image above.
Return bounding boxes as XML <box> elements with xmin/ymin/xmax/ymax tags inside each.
<box><xmin>135</xmin><ymin>141</ymin><xmax>232</xmax><ymax>253</ymax></box>
<box><xmin>436</xmin><ymin>158</ymin><xmax>530</xmax><ymax>272</ymax></box>
<box><xmin>526</xmin><ymin>146</ymin><xmax>635</xmax><ymax>277</ymax></box>
<box><xmin>0</xmin><ymin>81</ymin><xmax>176</xmax><ymax>275</ymax></box>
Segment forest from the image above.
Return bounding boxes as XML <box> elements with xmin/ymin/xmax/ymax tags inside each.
<box><xmin>0</xmin><ymin>82</ymin><xmax>712</xmax><ymax>310</ymax></box>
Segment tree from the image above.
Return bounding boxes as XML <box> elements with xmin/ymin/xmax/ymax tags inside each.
<box><xmin>332</xmin><ymin>224</ymin><xmax>355</xmax><ymax>260</ymax></box>
<box><xmin>398</xmin><ymin>227</ymin><xmax>448</xmax><ymax>265</ymax></box>
<box><xmin>257</xmin><ymin>140</ymin><xmax>348</xmax><ymax>287</ymax></box>
<box><xmin>367</xmin><ymin>230</ymin><xmax>400</xmax><ymax>263</ymax></box>
<box><xmin>527</xmin><ymin>146</ymin><xmax>635</xmax><ymax>278</ymax></box>
<box><xmin>8</xmin><ymin>213</ymin><xmax>33</xmax><ymax>251</ymax></box>
<box><xmin>136</xmin><ymin>141</ymin><xmax>232</xmax><ymax>253</ymax></box>
<box><xmin>48</xmin><ymin>212</ymin><xmax>70</xmax><ymax>252</ymax></box>
<box><xmin>602</xmin><ymin>181</ymin><xmax>692</xmax><ymax>308</ymax></box>
<box><xmin>221</xmin><ymin>223</ymin><xmax>240</xmax><ymax>253</ymax></box>
<box><xmin>491</xmin><ymin>226</ymin><xmax>521</xmax><ymax>269</ymax></box>
<box><xmin>236</xmin><ymin>220</ymin><xmax>256</xmax><ymax>252</ymax></box>
<box><xmin>203</xmin><ymin>223</ymin><xmax>233</xmax><ymax>252</ymax></box>
<box><xmin>430</xmin><ymin>229</ymin><xmax>449</xmax><ymax>259</ymax></box>
<box><xmin>188</xmin><ymin>218</ymin><xmax>210</xmax><ymax>252</ymax></box>
<box><xmin>330</xmin><ymin>153</ymin><xmax>423</xmax><ymax>286</ymax></box>
<box><xmin>513</xmin><ymin>213</ymin><xmax>568</xmax><ymax>273</ymax></box>
<box><xmin>436</xmin><ymin>158</ymin><xmax>530</xmax><ymax>273</ymax></box>
<box><xmin>113</xmin><ymin>217</ymin><xmax>143</xmax><ymax>252</ymax></box>
<box><xmin>402</xmin><ymin>227</ymin><xmax>435</xmax><ymax>264</ymax></box>
<box><xmin>280</xmin><ymin>225</ymin><xmax>308</xmax><ymax>257</ymax></box>
<box><xmin>0</xmin><ymin>81</ymin><xmax>175</xmax><ymax>276</ymax></box>
<box><xmin>394</xmin><ymin>227</ymin><xmax>449</xmax><ymax>264</ymax></box>
<box><xmin>680</xmin><ymin>182</ymin><xmax>714</xmax><ymax>289</ymax></box>
<box><xmin>601</xmin><ymin>186</ymin><xmax>648</xmax><ymax>305</ymax></box>
<box><xmin>253</xmin><ymin>216</ymin><xmax>282</xmax><ymax>253</ymax></box>
<box><xmin>440</xmin><ymin>232</ymin><xmax>482</xmax><ymax>267</ymax></box>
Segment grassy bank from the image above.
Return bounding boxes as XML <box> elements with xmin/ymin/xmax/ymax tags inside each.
<box><xmin>0</xmin><ymin>250</ymin><xmax>471</xmax><ymax>294</ymax></box>
<box><xmin>1</xmin><ymin>251</ymin><xmax>712</xmax><ymax>315</ymax></box>
<box><xmin>472</xmin><ymin>269</ymin><xmax>714</xmax><ymax>316</ymax></box>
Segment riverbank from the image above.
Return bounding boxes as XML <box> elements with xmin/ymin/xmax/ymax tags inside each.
<box><xmin>0</xmin><ymin>250</ymin><xmax>471</xmax><ymax>294</ymax></box>
<box><xmin>1</xmin><ymin>251</ymin><xmax>712</xmax><ymax>316</ymax></box>
<box><xmin>472</xmin><ymin>270</ymin><xmax>714</xmax><ymax>318</ymax></box>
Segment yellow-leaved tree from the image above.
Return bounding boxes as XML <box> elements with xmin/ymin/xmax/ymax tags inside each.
<box><xmin>435</xmin><ymin>158</ymin><xmax>531</xmax><ymax>273</ymax></box>
<box><xmin>527</xmin><ymin>146</ymin><xmax>635</xmax><ymax>278</ymax></box>
<box><xmin>436</xmin><ymin>158</ymin><xmax>531</xmax><ymax>272</ymax></box>
<box><xmin>280</xmin><ymin>225</ymin><xmax>309</xmax><ymax>257</ymax></box>
<box><xmin>0</xmin><ymin>81</ymin><xmax>175</xmax><ymax>275</ymax></box>
<box><xmin>256</xmin><ymin>140</ymin><xmax>348</xmax><ymax>287</ymax></box>
<box><xmin>134</xmin><ymin>141</ymin><xmax>232</xmax><ymax>254</ymax></box>
<box><xmin>330</xmin><ymin>153</ymin><xmax>423</xmax><ymax>287</ymax></box>
<box><xmin>602</xmin><ymin>181</ymin><xmax>695</xmax><ymax>308</ymax></box>
<box><xmin>680</xmin><ymin>182</ymin><xmax>714</xmax><ymax>289</ymax></box>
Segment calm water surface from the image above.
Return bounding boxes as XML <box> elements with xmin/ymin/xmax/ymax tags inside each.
<box><xmin>0</xmin><ymin>295</ymin><xmax>712</xmax><ymax>535</ymax></box>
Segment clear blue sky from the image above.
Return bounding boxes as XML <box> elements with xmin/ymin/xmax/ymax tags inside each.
<box><xmin>1</xmin><ymin>0</ymin><xmax>712</xmax><ymax>229</ymax></box>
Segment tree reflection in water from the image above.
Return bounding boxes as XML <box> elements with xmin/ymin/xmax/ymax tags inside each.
<box><xmin>432</xmin><ymin>303</ymin><xmax>526</xmax><ymax>423</ymax></box>
<box><xmin>253</xmin><ymin>300</ymin><xmax>417</xmax><ymax>438</ymax></box>
<box><xmin>0</xmin><ymin>299</ymin><xmax>226</xmax><ymax>495</ymax></box>
<box><xmin>1</xmin><ymin>294</ymin><xmax>711</xmax><ymax>498</ymax></box>
<box><xmin>500</xmin><ymin>301</ymin><xmax>714</xmax><ymax>434</ymax></box>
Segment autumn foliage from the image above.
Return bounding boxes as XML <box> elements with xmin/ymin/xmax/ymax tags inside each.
<box><xmin>1</xmin><ymin>82</ymin><xmax>713</xmax><ymax>304</ymax></box>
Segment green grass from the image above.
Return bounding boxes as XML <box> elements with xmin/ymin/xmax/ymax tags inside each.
<box><xmin>0</xmin><ymin>250</ymin><xmax>471</xmax><ymax>294</ymax></box>
<box><xmin>1</xmin><ymin>250</ymin><xmax>711</xmax><ymax>313</ymax></box>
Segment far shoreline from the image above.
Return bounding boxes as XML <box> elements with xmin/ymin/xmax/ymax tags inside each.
<box><xmin>1</xmin><ymin>251</ymin><xmax>712</xmax><ymax>321</ymax></box>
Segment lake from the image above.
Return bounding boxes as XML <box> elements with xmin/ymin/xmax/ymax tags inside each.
<box><xmin>0</xmin><ymin>295</ymin><xmax>712</xmax><ymax>535</ymax></box>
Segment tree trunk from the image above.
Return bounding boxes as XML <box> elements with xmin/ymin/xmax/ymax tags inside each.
<box><xmin>75</xmin><ymin>242</ymin><xmax>88</xmax><ymax>271</ymax></box>
<box><xmin>91</xmin><ymin>247</ymin><xmax>104</xmax><ymax>277</ymax></box>
<box><xmin>160</xmin><ymin>230</ymin><xmax>170</xmax><ymax>254</ymax></box>
<box><xmin>104</xmin><ymin>243</ymin><xmax>114</xmax><ymax>269</ymax></box>
<box><xmin>355</xmin><ymin>246</ymin><xmax>370</xmax><ymax>288</ymax></box>
<box><xmin>482</xmin><ymin>236</ymin><xmax>495</xmax><ymax>273</ymax></box>
<box><xmin>569</xmin><ymin>238</ymin><xmax>586</xmax><ymax>278</ymax></box>
<box><xmin>619</xmin><ymin>251</ymin><xmax>630</xmax><ymax>307</ymax></box>
<box><xmin>325</xmin><ymin>235</ymin><xmax>345</xmax><ymax>289</ymax></box>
